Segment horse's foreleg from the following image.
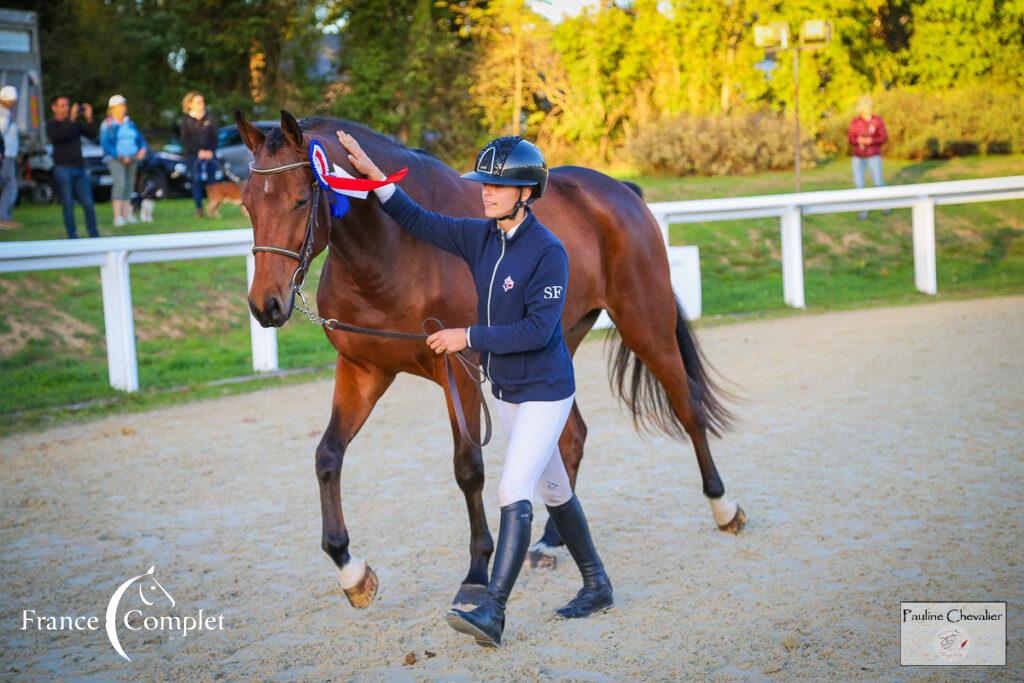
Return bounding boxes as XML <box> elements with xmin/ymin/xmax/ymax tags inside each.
<box><xmin>442</xmin><ymin>358</ymin><xmax>494</xmax><ymax>607</ymax></box>
<box><xmin>318</xmin><ymin>356</ymin><xmax>395</xmax><ymax>608</ymax></box>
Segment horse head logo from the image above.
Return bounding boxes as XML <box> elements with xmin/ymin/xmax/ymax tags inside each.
<box><xmin>104</xmin><ymin>565</ymin><xmax>175</xmax><ymax>662</ymax></box>
<box><xmin>476</xmin><ymin>145</ymin><xmax>496</xmax><ymax>173</ymax></box>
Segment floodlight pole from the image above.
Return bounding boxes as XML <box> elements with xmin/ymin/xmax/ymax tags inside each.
<box><xmin>793</xmin><ymin>47</ymin><xmax>801</xmax><ymax>193</ymax></box>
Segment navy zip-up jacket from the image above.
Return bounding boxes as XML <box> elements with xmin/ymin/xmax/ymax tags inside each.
<box><xmin>379</xmin><ymin>185</ymin><xmax>575</xmax><ymax>403</ymax></box>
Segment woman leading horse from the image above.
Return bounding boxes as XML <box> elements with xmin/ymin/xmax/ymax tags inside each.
<box><xmin>338</xmin><ymin>130</ymin><xmax>614</xmax><ymax>646</ymax></box>
<box><xmin>239</xmin><ymin>110</ymin><xmax>744</xmax><ymax>647</ymax></box>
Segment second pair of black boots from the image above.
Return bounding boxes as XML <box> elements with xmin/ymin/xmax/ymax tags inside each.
<box><xmin>445</xmin><ymin>495</ymin><xmax>613</xmax><ymax>647</ymax></box>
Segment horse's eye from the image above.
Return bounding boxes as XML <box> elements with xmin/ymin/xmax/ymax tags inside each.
<box><xmin>294</xmin><ymin>197</ymin><xmax>309</xmax><ymax>209</ymax></box>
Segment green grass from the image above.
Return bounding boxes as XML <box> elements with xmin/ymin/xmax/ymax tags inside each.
<box><xmin>1</xmin><ymin>155</ymin><xmax>1022</xmax><ymax>436</ymax></box>
<box><xmin>620</xmin><ymin>155</ymin><xmax>1024</xmax><ymax>315</ymax></box>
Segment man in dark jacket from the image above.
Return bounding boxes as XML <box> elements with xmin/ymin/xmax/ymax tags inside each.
<box><xmin>179</xmin><ymin>91</ymin><xmax>218</xmax><ymax>218</ymax></box>
<box><xmin>847</xmin><ymin>95</ymin><xmax>889</xmax><ymax>219</ymax></box>
<box><xmin>46</xmin><ymin>95</ymin><xmax>99</xmax><ymax>238</ymax></box>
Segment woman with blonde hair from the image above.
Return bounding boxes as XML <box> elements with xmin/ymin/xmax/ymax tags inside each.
<box><xmin>179</xmin><ymin>91</ymin><xmax>219</xmax><ymax>218</ymax></box>
<box><xmin>99</xmin><ymin>94</ymin><xmax>148</xmax><ymax>227</ymax></box>
<box><xmin>337</xmin><ymin>130</ymin><xmax>614</xmax><ymax>647</ymax></box>
<box><xmin>847</xmin><ymin>95</ymin><xmax>889</xmax><ymax>219</ymax></box>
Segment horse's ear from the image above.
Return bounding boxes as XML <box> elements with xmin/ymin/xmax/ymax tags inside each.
<box><xmin>235</xmin><ymin>110</ymin><xmax>265</xmax><ymax>151</ymax></box>
<box><xmin>280</xmin><ymin>109</ymin><xmax>304</xmax><ymax>151</ymax></box>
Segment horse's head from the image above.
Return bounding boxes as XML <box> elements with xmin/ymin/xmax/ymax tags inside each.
<box><xmin>137</xmin><ymin>565</ymin><xmax>175</xmax><ymax>608</ymax></box>
<box><xmin>238</xmin><ymin>109</ymin><xmax>329</xmax><ymax>327</ymax></box>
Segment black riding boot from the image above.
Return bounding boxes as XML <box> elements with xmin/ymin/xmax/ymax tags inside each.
<box><xmin>546</xmin><ymin>494</ymin><xmax>613</xmax><ymax>618</ymax></box>
<box><xmin>445</xmin><ymin>499</ymin><xmax>532</xmax><ymax>646</ymax></box>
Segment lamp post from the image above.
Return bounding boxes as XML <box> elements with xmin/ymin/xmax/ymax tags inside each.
<box><xmin>754</xmin><ymin>20</ymin><xmax>831</xmax><ymax>193</ymax></box>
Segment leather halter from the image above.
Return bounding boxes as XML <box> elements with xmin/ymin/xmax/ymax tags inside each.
<box><xmin>246</xmin><ymin>157</ymin><xmax>492</xmax><ymax>448</ymax></box>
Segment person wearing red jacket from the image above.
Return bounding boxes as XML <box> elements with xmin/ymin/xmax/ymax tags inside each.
<box><xmin>847</xmin><ymin>95</ymin><xmax>888</xmax><ymax>219</ymax></box>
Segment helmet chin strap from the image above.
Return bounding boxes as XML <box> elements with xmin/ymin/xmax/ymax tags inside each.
<box><xmin>496</xmin><ymin>187</ymin><xmax>527</xmax><ymax>222</ymax></box>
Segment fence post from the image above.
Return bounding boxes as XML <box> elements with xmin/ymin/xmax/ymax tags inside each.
<box><xmin>246</xmin><ymin>253</ymin><xmax>279</xmax><ymax>372</ymax></box>
<box><xmin>912</xmin><ymin>196</ymin><xmax>937</xmax><ymax>295</ymax></box>
<box><xmin>780</xmin><ymin>205</ymin><xmax>806</xmax><ymax>308</ymax></box>
<box><xmin>654</xmin><ymin>213</ymin><xmax>670</xmax><ymax>251</ymax></box>
<box><xmin>668</xmin><ymin>245</ymin><xmax>702</xmax><ymax>320</ymax></box>
<box><xmin>100</xmin><ymin>250</ymin><xmax>139</xmax><ymax>392</ymax></box>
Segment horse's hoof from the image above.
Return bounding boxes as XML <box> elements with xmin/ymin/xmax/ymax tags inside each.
<box><xmin>717</xmin><ymin>504</ymin><xmax>747</xmax><ymax>534</ymax></box>
<box><xmin>452</xmin><ymin>582</ymin><xmax>487</xmax><ymax>608</ymax></box>
<box><xmin>342</xmin><ymin>564</ymin><xmax>379</xmax><ymax>608</ymax></box>
<box><xmin>528</xmin><ymin>542</ymin><xmax>558</xmax><ymax>569</ymax></box>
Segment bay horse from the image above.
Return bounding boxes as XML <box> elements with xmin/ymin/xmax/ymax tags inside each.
<box><xmin>239</xmin><ymin>109</ymin><xmax>746</xmax><ymax>609</ymax></box>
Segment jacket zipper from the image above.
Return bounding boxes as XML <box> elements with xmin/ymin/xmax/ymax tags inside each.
<box><xmin>485</xmin><ymin>230</ymin><xmax>507</xmax><ymax>396</ymax></box>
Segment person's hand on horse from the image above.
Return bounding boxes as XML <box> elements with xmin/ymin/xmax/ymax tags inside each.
<box><xmin>426</xmin><ymin>328</ymin><xmax>468</xmax><ymax>355</ymax></box>
<box><xmin>336</xmin><ymin>130</ymin><xmax>386</xmax><ymax>182</ymax></box>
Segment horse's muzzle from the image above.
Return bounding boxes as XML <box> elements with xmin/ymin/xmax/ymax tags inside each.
<box><xmin>248</xmin><ymin>293</ymin><xmax>292</xmax><ymax>328</ymax></box>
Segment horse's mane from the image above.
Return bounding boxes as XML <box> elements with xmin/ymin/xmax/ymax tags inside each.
<box><xmin>264</xmin><ymin>115</ymin><xmax>442</xmax><ymax>164</ymax></box>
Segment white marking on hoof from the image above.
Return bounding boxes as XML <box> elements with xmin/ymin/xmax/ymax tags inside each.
<box><xmin>530</xmin><ymin>541</ymin><xmax>555</xmax><ymax>554</ymax></box>
<box><xmin>709</xmin><ymin>497</ymin><xmax>738</xmax><ymax>527</ymax></box>
<box><xmin>336</xmin><ymin>557</ymin><xmax>367</xmax><ymax>590</ymax></box>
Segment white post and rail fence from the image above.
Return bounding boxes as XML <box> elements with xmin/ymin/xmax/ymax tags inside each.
<box><xmin>1</xmin><ymin>175</ymin><xmax>1021</xmax><ymax>392</ymax></box>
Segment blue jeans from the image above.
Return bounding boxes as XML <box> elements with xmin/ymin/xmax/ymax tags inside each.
<box><xmin>190</xmin><ymin>156</ymin><xmax>220</xmax><ymax>209</ymax></box>
<box><xmin>852</xmin><ymin>155</ymin><xmax>885</xmax><ymax>218</ymax></box>
<box><xmin>851</xmin><ymin>155</ymin><xmax>884</xmax><ymax>189</ymax></box>
<box><xmin>0</xmin><ymin>158</ymin><xmax>17</xmax><ymax>221</ymax></box>
<box><xmin>53</xmin><ymin>164</ymin><xmax>98</xmax><ymax>238</ymax></box>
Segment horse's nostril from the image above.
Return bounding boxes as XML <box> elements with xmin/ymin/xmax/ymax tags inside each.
<box><xmin>265</xmin><ymin>296</ymin><xmax>283</xmax><ymax>321</ymax></box>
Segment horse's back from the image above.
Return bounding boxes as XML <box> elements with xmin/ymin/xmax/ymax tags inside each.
<box><xmin>535</xmin><ymin>166</ymin><xmax>667</xmax><ymax>315</ymax></box>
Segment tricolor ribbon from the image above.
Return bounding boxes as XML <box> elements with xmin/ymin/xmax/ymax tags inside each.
<box><xmin>309</xmin><ymin>139</ymin><xmax>409</xmax><ymax>218</ymax></box>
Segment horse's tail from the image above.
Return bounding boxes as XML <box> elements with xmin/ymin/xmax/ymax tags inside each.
<box><xmin>605</xmin><ymin>296</ymin><xmax>736</xmax><ymax>440</ymax></box>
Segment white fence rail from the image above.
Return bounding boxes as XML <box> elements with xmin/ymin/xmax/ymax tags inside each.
<box><xmin>2</xmin><ymin>174</ymin><xmax>1021</xmax><ymax>392</ymax></box>
<box><xmin>0</xmin><ymin>228</ymin><xmax>698</xmax><ymax>392</ymax></box>
<box><xmin>647</xmin><ymin>175</ymin><xmax>1024</xmax><ymax>309</ymax></box>
<box><xmin>0</xmin><ymin>230</ymin><xmax>272</xmax><ymax>392</ymax></box>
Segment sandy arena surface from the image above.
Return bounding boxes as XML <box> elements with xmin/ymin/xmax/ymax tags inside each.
<box><xmin>1</xmin><ymin>296</ymin><xmax>1021</xmax><ymax>681</ymax></box>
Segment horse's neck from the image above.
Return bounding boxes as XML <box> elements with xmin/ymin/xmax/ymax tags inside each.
<box><xmin>325</xmin><ymin>200</ymin><xmax>402</xmax><ymax>290</ymax></box>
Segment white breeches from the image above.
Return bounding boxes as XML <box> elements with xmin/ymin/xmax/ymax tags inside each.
<box><xmin>494</xmin><ymin>393</ymin><xmax>575</xmax><ymax>508</ymax></box>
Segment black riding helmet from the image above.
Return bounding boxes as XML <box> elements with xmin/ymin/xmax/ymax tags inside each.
<box><xmin>461</xmin><ymin>135</ymin><xmax>548</xmax><ymax>220</ymax></box>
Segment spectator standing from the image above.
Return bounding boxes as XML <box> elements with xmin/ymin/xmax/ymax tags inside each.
<box><xmin>46</xmin><ymin>96</ymin><xmax>100</xmax><ymax>239</ymax></box>
<box><xmin>847</xmin><ymin>95</ymin><xmax>889</xmax><ymax>220</ymax></box>
<box><xmin>99</xmin><ymin>94</ymin><xmax>148</xmax><ymax>227</ymax></box>
<box><xmin>0</xmin><ymin>85</ymin><xmax>21</xmax><ymax>229</ymax></box>
<box><xmin>179</xmin><ymin>91</ymin><xmax>218</xmax><ymax>218</ymax></box>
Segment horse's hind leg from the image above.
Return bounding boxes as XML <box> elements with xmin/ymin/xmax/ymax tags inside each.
<box><xmin>318</xmin><ymin>357</ymin><xmax>396</xmax><ymax>608</ymax></box>
<box><xmin>605</xmin><ymin>290</ymin><xmax>746</xmax><ymax>533</ymax></box>
<box><xmin>443</xmin><ymin>358</ymin><xmax>495</xmax><ymax>607</ymax></box>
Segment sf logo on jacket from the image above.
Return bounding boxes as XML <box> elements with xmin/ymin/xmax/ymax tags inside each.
<box><xmin>544</xmin><ymin>285</ymin><xmax>563</xmax><ymax>299</ymax></box>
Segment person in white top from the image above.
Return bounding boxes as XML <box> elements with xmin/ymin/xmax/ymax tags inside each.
<box><xmin>0</xmin><ymin>85</ymin><xmax>20</xmax><ymax>229</ymax></box>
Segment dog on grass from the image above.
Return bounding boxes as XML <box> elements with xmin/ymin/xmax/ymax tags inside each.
<box><xmin>132</xmin><ymin>177</ymin><xmax>164</xmax><ymax>223</ymax></box>
<box><xmin>205</xmin><ymin>180</ymin><xmax>248</xmax><ymax>218</ymax></box>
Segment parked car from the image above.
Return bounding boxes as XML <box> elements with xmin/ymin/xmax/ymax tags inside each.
<box><xmin>24</xmin><ymin>135</ymin><xmax>111</xmax><ymax>205</ymax></box>
<box><xmin>136</xmin><ymin>120</ymin><xmax>276</xmax><ymax>198</ymax></box>
<box><xmin>215</xmin><ymin>121</ymin><xmax>276</xmax><ymax>181</ymax></box>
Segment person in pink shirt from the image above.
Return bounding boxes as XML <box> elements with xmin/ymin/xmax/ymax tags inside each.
<box><xmin>847</xmin><ymin>95</ymin><xmax>889</xmax><ymax>219</ymax></box>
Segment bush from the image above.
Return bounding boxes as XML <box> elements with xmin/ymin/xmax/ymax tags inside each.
<box><xmin>820</xmin><ymin>87</ymin><xmax>1024</xmax><ymax>160</ymax></box>
<box><xmin>625</xmin><ymin>112</ymin><xmax>816</xmax><ymax>177</ymax></box>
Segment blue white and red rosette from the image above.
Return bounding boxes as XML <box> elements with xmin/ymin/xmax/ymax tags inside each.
<box><xmin>308</xmin><ymin>139</ymin><xmax>409</xmax><ymax>218</ymax></box>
